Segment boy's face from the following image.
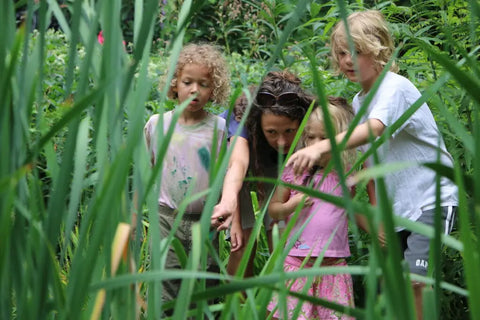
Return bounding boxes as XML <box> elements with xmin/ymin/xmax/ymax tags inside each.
<box><xmin>175</xmin><ymin>63</ymin><xmax>213</xmax><ymax>113</ymax></box>
<box><xmin>336</xmin><ymin>44</ymin><xmax>380</xmax><ymax>92</ymax></box>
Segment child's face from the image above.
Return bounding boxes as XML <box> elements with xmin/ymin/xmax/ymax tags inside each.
<box><xmin>304</xmin><ymin>121</ymin><xmax>326</xmax><ymax>147</ymax></box>
<box><xmin>175</xmin><ymin>63</ymin><xmax>213</xmax><ymax>113</ymax></box>
<box><xmin>261</xmin><ymin>113</ymin><xmax>300</xmax><ymax>154</ymax></box>
<box><xmin>305</xmin><ymin>121</ymin><xmax>330</xmax><ymax>166</ymax></box>
<box><xmin>336</xmin><ymin>45</ymin><xmax>380</xmax><ymax>92</ymax></box>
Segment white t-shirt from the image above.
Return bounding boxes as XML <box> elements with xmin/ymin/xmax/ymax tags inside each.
<box><xmin>144</xmin><ymin>111</ymin><xmax>226</xmax><ymax>213</ymax></box>
<box><xmin>353</xmin><ymin>72</ymin><xmax>458</xmax><ymax>228</ymax></box>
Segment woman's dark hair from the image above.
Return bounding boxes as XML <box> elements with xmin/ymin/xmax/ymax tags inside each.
<box><xmin>246</xmin><ymin>70</ymin><xmax>316</xmax><ymax>200</ymax></box>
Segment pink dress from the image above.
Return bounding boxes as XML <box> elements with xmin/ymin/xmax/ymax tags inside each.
<box><xmin>267</xmin><ymin>166</ymin><xmax>355</xmax><ymax>320</ymax></box>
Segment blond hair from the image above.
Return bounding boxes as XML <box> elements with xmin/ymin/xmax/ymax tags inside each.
<box><xmin>330</xmin><ymin>10</ymin><xmax>398</xmax><ymax>74</ymax></box>
<box><xmin>167</xmin><ymin>43</ymin><xmax>230</xmax><ymax>105</ymax></box>
<box><xmin>303</xmin><ymin>96</ymin><xmax>357</xmax><ymax>169</ymax></box>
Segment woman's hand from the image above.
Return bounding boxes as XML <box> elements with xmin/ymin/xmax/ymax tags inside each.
<box><xmin>229</xmin><ymin>220</ymin><xmax>244</xmax><ymax>252</ymax></box>
<box><xmin>211</xmin><ymin>201</ymin><xmax>234</xmax><ymax>231</ymax></box>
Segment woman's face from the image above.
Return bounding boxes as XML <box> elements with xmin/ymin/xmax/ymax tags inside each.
<box><xmin>261</xmin><ymin>113</ymin><xmax>300</xmax><ymax>154</ymax></box>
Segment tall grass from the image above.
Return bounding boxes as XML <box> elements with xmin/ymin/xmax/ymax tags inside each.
<box><xmin>1</xmin><ymin>0</ymin><xmax>478</xmax><ymax>319</ymax></box>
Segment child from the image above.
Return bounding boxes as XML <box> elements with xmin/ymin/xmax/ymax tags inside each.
<box><xmin>144</xmin><ymin>43</ymin><xmax>230</xmax><ymax>302</ymax></box>
<box><xmin>287</xmin><ymin>10</ymin><xmax>458</xmax><ymax>320</ymax></box>
<box><xmin>268</xmin><ymin>97</ymin><xmax>357</xmax><ymax>320</ymax></box>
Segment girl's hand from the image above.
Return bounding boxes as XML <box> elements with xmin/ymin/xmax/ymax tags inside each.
<box><xmin>229</xmin><ymin>220</ymin><xmax>243</xmax><ymax>252</ymax></box>
<box><xmin>290</xmin><ymin>192</ymin><xmax>313</xmax><ymax>208</ymax></box>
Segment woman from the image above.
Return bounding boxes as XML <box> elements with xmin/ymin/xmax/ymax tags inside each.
<box><xmin>212</xmin><ymin>70</ymin><xmax>316</xmax><ymax>276</ymax></box>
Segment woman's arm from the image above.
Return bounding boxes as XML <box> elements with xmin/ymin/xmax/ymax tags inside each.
<box><xmin>211</xmin><ymin>136</ymin><xmax>249</xmax><ymax>231</ymax></box>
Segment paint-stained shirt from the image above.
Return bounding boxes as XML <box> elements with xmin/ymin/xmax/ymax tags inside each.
<box><xmin>144</xmin><ymin>110</ymin><xmax>226</xmax><ymax>213</ymax></box>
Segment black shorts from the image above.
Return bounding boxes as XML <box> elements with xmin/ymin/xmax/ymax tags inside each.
<box><xmin>397</xmin><ymin>206</ymin><xmax>457</xmax><ymax>276</ymax></box>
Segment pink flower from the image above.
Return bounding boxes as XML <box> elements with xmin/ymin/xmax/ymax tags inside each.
<box><xmin>97</xmin><ymin>30</ymin><xmax>104</xmax><ymax>45</ymax></box>
<box><xmin>97</xmin><ymin>30</ymin><xmax>126</xmax><ymax>48</ymax></box>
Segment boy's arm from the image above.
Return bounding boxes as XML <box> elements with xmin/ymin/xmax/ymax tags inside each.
<box><xmin>350</xmin><ymin>186</ymin><xmax>369</xmax><ymax>233</ymax></box>
<box><xmin>366</xmin><ymin>178</ymin><xmax>377</xmax><ymax>206</ymax></box>
<box><xmin>352</xmin><ymin>179</ymin><xmax>376</xmax><ymax>233</ymax></box>
<box><xmin>353</xmin><ymin>177</ymin><xmax>387</xmax><ymax>246</ymax></box>
<box><xmin>211</xmin><ymin>136</ymin><xmax>249</xmax><ymax>230</ymax></box>
<box><xmin>365</xmin><ymin>178</ymin><xmax>386</xmax><ymax>246</ymax></box>
<box><xmin>287</xmin><ymin>119</ymin><xmax>385</xmax><ymax>175</ymax></box>
<box><xmin>269</xmin><ymin>185</ymin><xmax>308</xmax><ymax>221</ymax></box>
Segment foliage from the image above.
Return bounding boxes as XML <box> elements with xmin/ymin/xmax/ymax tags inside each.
<box><xmin>2</xmin><ymin>0</ymin><xmax>480</xmax><ymax>319</ymax></box>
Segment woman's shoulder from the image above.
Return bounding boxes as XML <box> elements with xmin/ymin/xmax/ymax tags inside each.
<box><xmin>217</xmin><ymin>110</ymin><xmax>237</xmax><ymax>127</ymax></box>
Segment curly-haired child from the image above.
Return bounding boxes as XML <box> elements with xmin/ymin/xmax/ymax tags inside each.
<box><xmin>144</xmin><ymin>43</ymin><xmax>230</xmax><ymax>302</ymax></box>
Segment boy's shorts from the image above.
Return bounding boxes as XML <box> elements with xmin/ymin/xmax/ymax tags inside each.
<box><xmin>397</xmin><ymin>206</ymin><xmax>457</xmax><ymax>276</ymax></box>
<box><xmin>159</xmin><ymin>206</ymin><xmax>219</xmax><ymax>303</ymax></box>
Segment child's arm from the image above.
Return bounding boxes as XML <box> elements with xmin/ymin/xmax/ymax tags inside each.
<box><xmin>366</xmin><ymin>178</ymin><xmax>386</xmax><ymax>246</ymax></box>
<box><xmin>269</xmin><ymin>184</ymin><xmax>309</xmax><ymax>221</ymax></box>
<box><xmin>353</xmin><ymin>178</ymin><xmax>386</xmax><ymax>246</ymax></box>
<box><xmin>287</xmin><ymin>119</ymin><xmax>385</xmax><ymax>175</ymax></box>
<box><xmin>211</xmin><ymin>136</ymin><xmax>249</xmax><ymax>231</ymax></box>
<box><xmin>351</xmin><ymin>186</ymin><xmax>369</xmax><ymax>233</ymax></box>
<box><xmin>352</xmin><ymin>179</ymin><xmax>376</xmax><ymax>233</ymax></box>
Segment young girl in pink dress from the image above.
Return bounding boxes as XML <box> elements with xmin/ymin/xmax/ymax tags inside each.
<box><xmin>267</xmin><ymin>97</ymin><xmax>359</xmax><ymax>320</ymax></box>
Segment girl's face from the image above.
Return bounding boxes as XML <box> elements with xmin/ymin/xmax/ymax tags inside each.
<box><xmin>261</xmin><ymin>113</ymin><xmax>300</xmax><ymax>154</ymax></box>
<box><xmin>175</xmin><ymin>63</ymin><xmax>213</xmax><ymax>113</ymax></box>
<box><xmin>304</xmin><ymin>121</ymin><xmax>326</xmax><ymax>147</ymax></box>
<box><xmin>304</xmin><ymin>120</ymin><xmax>330</xmax><ymax>166</ymax></box>
<box><xmin>336</xmin><ymin>46</ymin><xmax>380</xmax><ymax>92</ymax></box>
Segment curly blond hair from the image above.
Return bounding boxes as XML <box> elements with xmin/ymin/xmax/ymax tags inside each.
<box><xmin>330</xmin><ymin>10</ymin><xmax>398</xmax><ymax>75</ymax></box>
<box><xmin>167</xmin><ymin>43</ymin><xmax>230</xmax><ymax>105</ymax></box>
